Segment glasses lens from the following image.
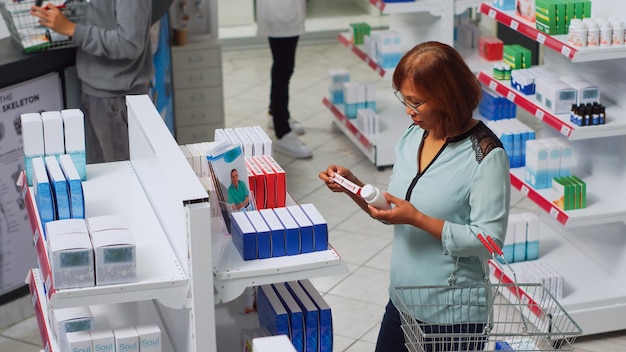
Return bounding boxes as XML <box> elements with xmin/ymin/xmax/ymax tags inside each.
<box><xmin>395</xmin><ymin>90</ymin><xmax>420</xmax><ymax>114</ymax></box>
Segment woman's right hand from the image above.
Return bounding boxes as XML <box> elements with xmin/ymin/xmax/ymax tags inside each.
<box><xmin>319</xmin><ymin>164</ymin><xmax>360</xmax><ymax>193</ymax></box>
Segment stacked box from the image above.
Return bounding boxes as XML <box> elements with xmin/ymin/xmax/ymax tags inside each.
<box><xmin>58</xmin><ymin>154</ymin><xmax>85</xmax><ymax>219</ymax></box>
<box><xmin>273</xmin><ymin>283</ymin><xmax>305</xmax><ymax>352</ymax></box>
<box><xmin>230</xmin><ymin>211</ymin><xmax>257</xmax><ymax>260</ymax></box>
<box><xmin>245</xmin><ymin>211</ymin><xmax>272</xmax><ymax>259</ymax></box>
<box><xmin>87</xmin><ymin>215</ymin><xmax>136</xmax><ymax>285</ymax></box>
<box><xmin>286</xmin><ymin>205</ymin><xmax>314</xmax><ymax>254</ymax></box>
<box><xmin>299</xmin><ymin>203</ymin><xmax>329</xmax><ymax>252</ymax></box>
<box><xmin>257</xmin><ymin>285</ymin><xmax>290</xmax><ymax>338</ymax></box>
<box><xmin>259</xmin><ymin>208</ymin><xmax>286</xmax><ymax>257</ymax></box>
<box><xmin>299</xmin><ymin>279</ymin><xmax>333</xmax><ymax>352</ymax></box>
<box><xmin>21</xmin><ymin>112</ymin><xmax>44</xmax><ymax>186</ymax></box>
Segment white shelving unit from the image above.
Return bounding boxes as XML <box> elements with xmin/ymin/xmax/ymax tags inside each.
<box><xmin>24</xmin><ymin>95</ymin><xmax>348</xmax><ymax>351</ymax></box>
<box><xmin>325</xmin><ymin>0</ymin><xmax>493</xmax><ymax>169</ymax></box>
<box><xmin>479</xmin><ymin>1</ymin><xmax>626</xmax><ymax>336</ymax></box>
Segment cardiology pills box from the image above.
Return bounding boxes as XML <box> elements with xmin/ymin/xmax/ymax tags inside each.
<box><xmin>257</xmin><ymin>284</ymin><xmax>290</xmax><ymax>338</ymax></box>
<box><xmin>245</xmin><ymin>210</ymin><xmax>272</xmax><ymax>259</ymax></box>
<box><xmin>286</xmin><ymin>280</ymin><xmax>319</xmax><ymax>352</ymax></box>
<box><xmin>273</xmin><ymin>282</ymin><xmax>304</xmax><ymax>352</ymax></box>
<box><xmin>273</xmin><ymin>207</ymin><xmax>301</xmax><ymax>256</ymax></box>
<box><xmin>259</xmin><ymin>208</ymin><xmax>286</xmax><ymax>257</ymax></box>
<box><xmin>299</xmin><ymin>279</ymin><xmax>333</xmax><ymax>352</ymax></box>
<box><xmin>299</xmin><ymin>203</ymin><xmax>329</xmax><ymax>252</ymax></box>
<box><xmin>230</xmin><ymin>211</ymin><xmax>257</xmax><ymax>260</ymax></box>
<box><xmin>286</xmin><ymin>205</ymin><xmax>314</xmax><ymax>254</ymax></box>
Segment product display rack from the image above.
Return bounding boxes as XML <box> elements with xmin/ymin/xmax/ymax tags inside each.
<box><xmin>23</xmin><ymin>95</ymin><xmax>348</xmax><ymax>351</ymax></box>
<box><xmin>478</xmin><ymin>0</ymin><xmax>626</xmax><ymax>336</ymax></box>
<box><xmin>477</xmin><ymin>71</ymin><xmax>626</xmax><ymax>140</ymax></box>
<box><xmin>479</xmin><ymin>2</ymin><xmax>626</xmax><ymax>62</ymax></box>
<box><xmin>325</xmin><ymin>0</ymin><xmax>493</xmax><ymax>169</ymax></box>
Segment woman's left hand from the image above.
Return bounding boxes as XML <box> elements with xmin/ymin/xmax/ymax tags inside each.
<box><xmin>369</xmin><ymin>192</ymin><xmax>420</xmax><ymax>227</ymax></box>
<box><xmin>30</xmin><ymin>4</ymin><xmax>75</xmax><ymax>36</ymax></box>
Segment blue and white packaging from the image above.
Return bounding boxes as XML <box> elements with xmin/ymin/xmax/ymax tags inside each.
<box><xmin>259</xmin><ymin>208</ymin><xmax>286</xmax><ymax>257</ymax></box>
<box><xmin>510</xmin><ymin>69</ymin><xmax>535</xmax><ymax>95</ymax></box>
<box><xmin>525</xmin><ymin>140</ymin><xmax>550</xmax><ymax>189</ymax></box>
<box><xmin>511</xmin><ymin>213</ymin><xmax>527</xmax><ymax>262</ymax></box>
<box><xmin>342</xmin><ymin>82</ymin><xmax>358</xmax><ymax>119</ymax></box>
<box><xmin>41</xmin><ymin>110</ymin><xmax>65</xmax><ymax>158</ymax></box>
<box><xmin>327</xmin><ymin>68</ymin><xmax>349</xmax><ymax>105</ymax></box>
<box><xmin>136</xmin><ymin>324</ymin><xmax>162</xmax><ymax>352</ymax></box>
<box><xmin>245</xmin><ymin>210</ymin><xmax>272</xmax><ymax>259</ymax></box>
<box><xmin>45</xmin><ymin>155</ymin><xmax>70</xmax><ymax>220</ymax></box>
<box><xmin>299</xmin><ymin>279</ymin><xmax>333</xmax><ymax>352</ymax></box>
<box><xmin>230</xmin><ymin>211</ymin><xmax>257</xmax><ymax>260</ymax></box>
<box><xmin>543</xmin><ymin>138</ymin><xmax>562</xmax><ymax>182</ymax></box>
<box><xmin>520</xmin><ymin>212</ymin><xmax>540</xmax><ymax>261</ymax></box>
<box><xmin>114</xmin><ymin>327</ymin><xmax>139</xmax><ymax>352</ymax></box>
<box><xmin>52</xmin><ymin>306</ymin><xmax>93</xmax><ymax>351</ymax></box>
<box><xmin>61</xmin><ymin>109</ymin><xmax>86</xmax><ymax>180</ymax></box>
<box><xmin>299</xmin><ymin>203</ymin><xmax>328</xmax><ymax>252</ymax></box>
<box><xmin>32</xmin><ymin>157</ymin><xmax>54</xmax><ymax>228</ymax></box>
<box><xmin>257</xmin><ymin>284</ymin><xmax>290</xmax><ymax>338</ymax></box>
<box><xmin>87</xmin><ymin>215</ymin><xmax>136</xmax><ymax>285</ymax></box>
<box><xmin>90</xmin><ymin>329</ymin><xmax>115</xmax><ymax>352</ymax></box>
<box><xmin>273</xmin><ymin>282</ymin><xmax>305</xmax><ymax>352</ymax></box>
<box><xmin>286</xmin><ymin>281</ymin><xmax>319</xmax><ymax>352</ymax></box>
<box><xmin>287</xmin><ymin>205</ymin><xmax>314</xmax><ymax>254</ymax></box>
<box><xmin>59</xmin><ymin>154</ymin><xmax>85</xmax><ymax>219</ymax></box>
<box><xmin>273</xmin><ymin>207</ymin><xmax>300</xmax><ymax>256</ymax></box>
<box><xmin>66</xmin><ymin>330</ymin><xmax>92</xmax><ymax>352</ymax></box>
<box><xmin>21</xmin><ymin>112</ymin><xmax>44</xmax><ymax>186</ymax></box>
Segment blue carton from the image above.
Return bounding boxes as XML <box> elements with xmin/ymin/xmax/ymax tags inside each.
<box><xmin>286</xmin><ymin>205</ymin><xmax>314</xmax><ymax>254</ymax></box>
<box><xmin>299</xmin><ymin>204</ymin><xmax>328</xmax><ymax>252</ymax></box>
<box><xmin>230</xmin><ymin>212</ymin><xmax>257</xmax><ymax>260</ymax></box>
<box><xmin>258</xmin><ymin>285</ymin><xmax>290</xmax><ymax>338</ymax></box>
<box><xmin>259</xmin><ymin>208</ymin><xmax>286</xmax><ymax>257</ymax></box>
<box><xmin>273</xmin><ymin>283</ymin><xmax>305</xmax><ymax>352</ymax></box>
<box><xmin>59</xmin><ymin>154</ymin><xmax>85</xmax><ymax>219</ymax></box>
<box><xmin>299</xmin><ymin>279</ymin><xmax>333</xmax><ymax>352</ymax></box>
<box><xmin>286</xmin><ymin>281</ymin><xmax>319</xmax><ymax>352</ymax></box>
<box><xmin>273</xmin><ymin>208</ymin><xmax>300</xmax><ymax>255</ymax></box>
<box><xmin>245</xmin><ymin>210</ymin><xmax>271</xmax><ymax>259</ymax></box>
<box><xmin>32</xmin><ymin>157</ymin><xmax>54</xmax><ymax>231</ymax></box>
<box><xmin>45</xmin><ymin>156</ymin><xmax>71</xmax><ymax>221</ymax></box>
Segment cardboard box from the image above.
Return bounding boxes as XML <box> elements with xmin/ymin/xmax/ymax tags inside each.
<box><xmin>287</xmin><ymin>205</ymin><xmax>314</xmax><ymax>254</ymax></box>
<box><xmin>273</xmin><ymin>282</ymin><xmax>304</xmax><ymax>352</ymax></box>
<box><xmin>45</xmin><ymin>155</ymin><xmax>70</xmax><ymax>220</ymax></box>
<box><xmin>230</xmin><ymin>211</ymin><xmax>258</xmax><ymax>260</ymax></box>
<box><xmin>273</xmin><ymin>208</ymin><xmax>300</xmax><ymax>256</ymax></box>
<box><xmin>257</xmin><ymin>284</ymin><xmax>290</xmax><ymax>337</ymax></box>
<box><xmin>259</xmin><ymin>208</ymin><xmax>286</xmax><ymax>257</ymax></box>
<box><xmin>286</xmin><ymin>281</ymin><xmax>319</xmax><ymax>352</ymax></box>
<box><xmin>21</xmin><ymin>112</ymin><xmax>44</xmax><ymax>186</ymax></box>
<box><xmin>299</xmin><ymin>204</ymin><xmax>328</xmax><ymax>252</ymax></box>
<box><xmin>299</xmin><ymin>279</ymin><xmax>333</xmax><ymax>352</ymax></box>
<box><xmin>245</xmin><ymin>211</ymin><xmax>272</xmax><ymax>259</ymax></box>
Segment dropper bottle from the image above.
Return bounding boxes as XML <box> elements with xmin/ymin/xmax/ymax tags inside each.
<box><xmin>360</xmin><ymin>184</ymin><xmax>391</xmax><ymax>210</ymax></box>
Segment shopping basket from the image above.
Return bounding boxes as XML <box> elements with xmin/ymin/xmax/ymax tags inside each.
<box><xmin>0</xmin><ymin>0</ymin><xmax>89</xmax><ymax>53</ymax></box>
<box><xmin>393</xmin><ymin>234</ymin><xmax>582</xmax><ymax>352</ymax></box>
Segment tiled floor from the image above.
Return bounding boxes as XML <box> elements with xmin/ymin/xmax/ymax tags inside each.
<box><xmin>3</xmin><ymin>6</ymin><xmax>626</xmax><ymax>352</ymax></box>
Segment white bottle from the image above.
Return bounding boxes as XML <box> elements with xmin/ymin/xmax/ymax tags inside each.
<box><xmin>360</xmin><ymin>184</ymin><xmax>391</xmax><ymax>210</ymax></box>
<box><xmin>611</xmin><ymin>20</ymin><xmax>625</xmax><ymax>45</ymax></box>
<box><xmin>599</xmin><ymin>19</ymin><xmax>613</xmax><ymax>46</ymax></box>
<box><xmin>586</xmin><ymin>20</ymin><xmax>599</xmax><ymax>47</ymax></box>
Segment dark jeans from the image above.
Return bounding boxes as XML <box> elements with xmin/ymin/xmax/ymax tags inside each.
<box><xmin>268</xmin><ymin>36</ymin><xmax>299</xmax><ymax>139</ymax></box>
<box><xmin>375</xmin><ymin>300</ymin><xmax>487</xmax><ymax>352</ymax></box>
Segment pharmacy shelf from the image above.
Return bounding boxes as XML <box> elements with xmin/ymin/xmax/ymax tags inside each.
<box><xmin>479</xmin><ymin>2</ymin><xmax>626</xmax><ymax>62</ymax></box>
<box><xmin>337</xmin><ymin>32</ymin><xmax>391</xmax><ymax>79</ymax></box>
<box><xmin>489</xmin><ymin>219</ymin><xmax>626</xmax><ymax>336</ymax></box>
<box><xmin>322</xmin><ymin>95</ymin><xmax>409</xmax><ymax>169</ymax></box>
<box><xmin>477</xmin><ymin>71</ymin><xmax>626</xmax><ymax>140</ymax></box>
<box><xmin>370</xmin><ymin>0</ymin><xmax>483</xmax><ymax>16</ymax></box>
<box><xmin>213</xmin><ymin>234</ymin><xmax>348</xmax><ymax>303</ymax></box>
<box><xmin>21</xmin><ymin>162</ymin><xmax>189</xmax><ymax>310</ymax></box>
<box><xmin>26</xmin><ymin>269</ymin><xmax>177</xmax><ymax>352</ymax></box>
<box><xmin>509</xmin><ymin>167</ymin><xmax>626</xmax><ymax>227</ymax></box>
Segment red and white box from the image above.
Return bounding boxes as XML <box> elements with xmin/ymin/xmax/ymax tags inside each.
<box><xmin>262</xmin><ymin>155</ymin><xmax>286</xmax><ymax>207</ymax></box>
<box><xmin>246</xmin><ymin>158</ymin><xmax>266</xmax><ymax>210</ymax></box>
<box><xmin>252</xmin><ymin>156</ymin><xmax>277</xmax><ymax>209</ymax></box>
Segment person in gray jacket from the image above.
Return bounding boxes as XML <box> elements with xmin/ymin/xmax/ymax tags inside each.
<box><xmin>31</xmin><ymin>0</ymin><xmax>153</xmax><ymax>163</ymax></box>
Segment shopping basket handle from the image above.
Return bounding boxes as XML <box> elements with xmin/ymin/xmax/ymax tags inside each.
<box><xmin>477</xmin><ymin>233</ymin><xmax>504</xmax><ymax>257</ymax></box>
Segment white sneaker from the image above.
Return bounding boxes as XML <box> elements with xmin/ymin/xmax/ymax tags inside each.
<box><xmin>274</xmin><ymin>132</ymin><xmax>312</xmax><ymax>159</ymax></box>
<box><xmin>267</xmin><ymin>116</ymin><xmax>305</xmax><ymax>136</ymax></box>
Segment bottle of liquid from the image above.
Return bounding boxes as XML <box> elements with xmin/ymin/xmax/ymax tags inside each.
<box><xmin>360</xmin><ymin>184</ymin><xmax>391</xmax><ymax>210</ymax></box>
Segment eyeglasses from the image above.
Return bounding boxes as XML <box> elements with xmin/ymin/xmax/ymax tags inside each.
<box><xmin>394</xmin><ymin>90</ymin><xmax>428</xmax><ymax>115</ymax></box>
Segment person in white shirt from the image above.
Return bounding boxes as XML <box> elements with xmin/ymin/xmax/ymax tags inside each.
<box><xmin>256</xmin><ymin>0</ymin><xmax>312</xmax><ymax>159</ymax></box>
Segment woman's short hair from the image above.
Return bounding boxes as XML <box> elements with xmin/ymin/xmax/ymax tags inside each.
<box><xmin>392</xmin><ymin>41</ymin><xmax>481</xmax><ymax>139</ymax></box>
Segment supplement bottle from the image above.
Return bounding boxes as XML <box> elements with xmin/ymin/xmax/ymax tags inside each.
<box><xmin>360</xmin><ymin>184</ymin><xmax>391</xmax><ymax>210</ymax></box>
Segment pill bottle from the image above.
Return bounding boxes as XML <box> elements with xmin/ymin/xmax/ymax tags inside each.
<box><xmin>599</xmin><ymin>19</ymin><xmax>613</xmax><ymax>46</ymax></box>
<box><xmin>611</xmin><ymin>20</ymin><xmax>624</xmax><ymax>45</ymax></box>
<box><xmin>360</xmin><ymin>184</ymin><xmax>391</xmax><ymax>210</ymax></box>
<box><xmin>586</xmin><ymin>20</ymin><xmax>599</xmax><ymax>46</ymax></box>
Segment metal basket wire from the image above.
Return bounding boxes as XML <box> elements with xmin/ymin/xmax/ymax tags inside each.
<box><xmin>393</xmin><ymin>235</ymin><xmax>582</xmax><ymax>352</ymax></box>
<box><xmin>0</xmin><ymin>0</ymin><xmax>89</xmax><ymax>53</ymax></box>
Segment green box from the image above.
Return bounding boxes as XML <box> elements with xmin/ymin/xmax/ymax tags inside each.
<box><xmin>512</xmin><ymin>44</ymin><xmax>532</xmax><ymax>68</ymax></box>
<box><xmin>535</xmin><ymin>0</ymin><xmax>559</xmax><ymax>35</ymax></box>
<box><xmin>569</xmin><ymin>175</ymin><xmax>587</xmax><ymax>208</ymax></box>
<box><xmin>552</xmin><ymin>176</ymin><xmax>574</xmax><ymax>211</ymax></box>
<box><xmin>503</xmin><ymin>45</ymin><xmax>523</xmax><ymax>69</ymax></box>
<box><xmin>558</xmin><ymin>0</ymin><xmax>576</xmax><ymax>27</ymax></box>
